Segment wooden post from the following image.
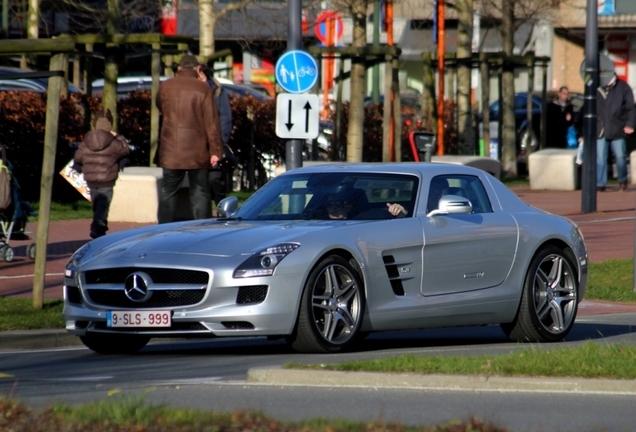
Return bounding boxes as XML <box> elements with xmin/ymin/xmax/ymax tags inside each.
<box><xmin>479</xmin><ymin>52</ymin><xmax>490</xmax><ymax>157</ymax></box>
<box><xmin>334</xmin><ymin>58</ymin><xmax>345</xmax><ymax>161</ymax></box>
<box><xmin>83</xmin><ymin>44</ymin><xmax>94</xmax><ymax>97</ymax></box>
<box><xmin>60</xmin><ymin>53</ymin><xmax>69</xmax><ymax>99</ymax></box>
<box><xmin>33</xmin><ymin>53</ymin><xmax>64</xmax><ymax>309</ymax></box>
<box><xmin>497</xmin><ymin>60</ymin><xmax>503</xmax><ymax>160</ymax></box>
<box><xmin>382</xmin><ymin>55</ymin><xmax>393</xmax><ymax>162</ymax></box>
<box><xmin>72</xmin><ymin>55</ymin><xmax>81</xmax><ymax>89</ymax></box>
<box><xmin>436</xmin><ymin>0</ymin><xmax>446</xmax><ymax>155</ymax></box>
<box><xmin>540</xmin><ymin>61</ymin><xmax>548</xmax><ymax>150</ymax></box>
<box><xmin>423</xmin><ymin>52</ymin><xmax>437</xmax><ymax>133</ymax></box>
<box><xmin>150</xmin><ymin>43</ymin><xmax>161</xmax><ymax>167</ymax></box>
<box><xmin>527</xmin><ymin>56</ymin><xmax>535</xmax><ymax>155</ymax></box>
<box><xmin>392</xmin><ymin>55</ymin><xmax>401</xmax><ymax>161</ymax></box>
<box><xmin>103</xmin><ymin>47</ymin><xmax>119</xmax><ymax>130</ymax></box>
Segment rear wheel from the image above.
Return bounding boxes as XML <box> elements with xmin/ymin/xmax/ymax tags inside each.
<box><xmin>27</xmin><ymin>243</ymin><xmax>36</xmax><ymax>260</ymax></box>
<box><xmin>501</xmin><ymin>246</ymin><xmax>578</xmax><ymax>342</ymax></box>
<box><xmin>3</xmin><ymin>246</ymin><xmax>14</xmax><ymax>262</ymax></box>
<box><xmin>289</xmin><ymin>255</ymin><xmax>365</xmax><ymax>353</ymax></box>
<box><xmin>80</xmin><ymin>333</ymin><xmax>150</xmax><ymax>354</ymax></box>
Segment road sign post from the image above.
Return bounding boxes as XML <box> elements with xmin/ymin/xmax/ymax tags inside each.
<box><xmin>276</xmin><ymin>93</ymin><xmax>320</xmax><ymax>139</ymax></box>
<box><xmin>275</xmin><ymin>50</ymin><xmax>319</xmax><ymax>94</ymax></box>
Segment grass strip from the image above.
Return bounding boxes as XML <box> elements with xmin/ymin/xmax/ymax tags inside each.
<box><xmin>0</xmin><ymin>298</ymin><xmax>64</xmax><ymax>331</ymax></box>
<box><xmin>1</xmin><ymin>394</ymin><xmax>508</xmax><ymax>432</ymax></box>
<box><xmin>286</xmin><ymin>341</ymin><xmax>636</xmax><ymax>380</ymax></box>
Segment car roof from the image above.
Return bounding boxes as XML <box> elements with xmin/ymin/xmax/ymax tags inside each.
<box><xmin>224</xmin><ymin>83</ymin><xmax>272</xmax><ymax>99</ymax></box>
<box><xmin>280</xmin><ymin>162</ymin><xmax>489</xmax><ymax>178</ymax></box>
<box><xmin>0</xmin><ymin>66</ymin><xmax>82</xmax><ymax>93</ymax></box>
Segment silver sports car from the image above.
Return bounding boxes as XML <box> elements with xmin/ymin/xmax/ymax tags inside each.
<box><xmin>63</xmin><ymin>163</ymin><xmax>588</xmax><ymax>354</ymax></box>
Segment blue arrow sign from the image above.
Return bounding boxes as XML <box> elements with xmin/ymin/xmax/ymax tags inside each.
<box><xmin>275</xmin><ymin>50</ymin><xmax>319</xmax><ymax>94</ymax></box>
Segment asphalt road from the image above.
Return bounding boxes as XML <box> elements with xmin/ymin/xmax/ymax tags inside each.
<box><xmin>1</xmin><ymin>313</ymin><xmax>636</xmax><ymax>432</ymax></box>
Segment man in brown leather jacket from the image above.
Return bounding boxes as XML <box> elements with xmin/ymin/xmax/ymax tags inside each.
<box><xmin>74</xmin><ymin>109</ymin><xmax>130</xmax><ymax>238</ymax></box>
<box><xmin>155</xmin><ymin>54</ymin><xmax>223</xmax><ymax>223</ymax></box>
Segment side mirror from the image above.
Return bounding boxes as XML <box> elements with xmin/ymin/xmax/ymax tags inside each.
<box><xmin>426</xmin><ymin>195</ymin><xmax>473</xmax><ymax>217</ymax></box>
<box><xmin>217</xmin><ymin>195</ymin><xmax>239</xmax><ymax>218</ymax></box>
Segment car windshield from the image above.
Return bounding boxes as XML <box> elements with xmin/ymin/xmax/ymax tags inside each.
<box><xmin>233</xmin><ymin>172</ymin><xmax>419</xmax><ymax>221</ymax></box>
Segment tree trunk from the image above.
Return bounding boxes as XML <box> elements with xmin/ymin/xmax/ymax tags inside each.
<box><xmin>103</xmin><ymin>0</ymin><xmax>121</xmax><ymax>128</ymax></box>
<box><xmin>199</xmin><ymin>0</ymin><xmax>216</xmax><ymax>59</ymax></box>
<box><xmin>456</xmin><ymin>0</ymin><xmax>473</xmax><ymax>155</ymax></box>
<box><xmin>27</xmin><ymin>0</ymin><xmax>38</xmax><ymax>39</ymax></box>
<box><xmin>500</xmin><ymin>0</ymin><xmax>517</xmax><ymax>176</ymax></box>
<box><xmin>346</xmin><ymin>0</ymin><xmax>368</xmax><ymax>162</ymax></box>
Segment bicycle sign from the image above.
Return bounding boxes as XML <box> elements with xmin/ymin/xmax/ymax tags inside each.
<box><xmin>275</xmin><ymin>50</ymin><xmax>319</xmax><ymax>94</ymax></box>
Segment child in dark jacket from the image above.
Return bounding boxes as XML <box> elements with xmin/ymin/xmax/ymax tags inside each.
<box><xmin>74</xmin><ymin>109</ymin><xmax>130</xmax><ymax>238</ymax></box>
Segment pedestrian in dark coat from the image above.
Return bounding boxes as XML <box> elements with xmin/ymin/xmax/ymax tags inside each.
<box><xmin>74</xmin><ymin>109</ymin><xmax>130</xmax><ymax>238</ymax></box>
<box><xmin>545</xmin><ymin>86</ymin><xmax>574</xmax><ymax>148</ymax></box>
<box><xmin>596</xmin><ymin>74</ymin><xmax>636</xmax><ymax>191</ymax></box>
<box><xmin>155</xmin><ymin>54</ymin><xmax>224</xmax><ymax>223</ymax></box>
<box><xmin>196</xmin><ymin>63</ymin><xmax>234</xmax><ymax>208</ymax></box>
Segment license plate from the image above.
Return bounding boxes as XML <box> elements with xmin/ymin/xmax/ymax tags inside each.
<box><xmin>107</xmin><ymin>311</ymin><xmax>172</xmax><ymax>328</ymax></box>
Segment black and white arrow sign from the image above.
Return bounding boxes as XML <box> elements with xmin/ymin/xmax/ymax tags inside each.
<box><xmin>275</xmin><ymin>93</ymin><xmax>320</xmax><ymax>139</ymax></box>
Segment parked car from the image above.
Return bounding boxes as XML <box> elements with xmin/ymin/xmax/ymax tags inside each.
<box><xmin>0</xmin><ymin>66</ymin><xmax>82</xmax><ymax>93</ymax></box>
<box><xmin>90</xmin><ymin>76</ymin><xmax>169</xmax><ymax>97</ymax></box>
<box><xmin>63</xmin><ymin>162</ymin><xmax>587</xmax><ymax>354</ymax></box>
<box><xmin>91</xmin><ymin>76</ymin><xmax>271</xmax><ymax>100</ymax></box>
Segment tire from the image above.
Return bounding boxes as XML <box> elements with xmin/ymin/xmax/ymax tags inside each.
<box><xmin>289</xmin><ymin>255</ymin><xmax>365</xmax><ymax>353</ymax></box>
<box><xmin>27</xmin><ymin>243</ymin><xmax>36</xmax><ymax>260</ymax></box>
<box><xmin>80</xmin><ymin>333</ymin><xmax>150</xmax><ymax>354</ymax></box>
<box><xmin>3</xmin><ymin>246</ymin><xmax>14</xmax><ymax>262</ymax></box>
<box><xmin>501</xmin><ymin>246</ymin><xmax>579</xmax><ymax>342</ymax></box>
<box><xmin>0</xmin><ymin>245</ymin><xmax>5</xmax><ymax>262</ymax></box>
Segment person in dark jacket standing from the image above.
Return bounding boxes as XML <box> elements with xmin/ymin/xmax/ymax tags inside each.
<box><xmin>545</xmin><ymin>86</ymin><xmax>574</xmax><ymax>148</ymax></box>
<box><xmin>156</xmin><ymin>54</ymin><xmax>223</xmax><ymax>223</ymax></box>
<box><xmin>196</xmin><ymin>63</ymin><xmax>234</xmax><ymax>208</ymax></box>
<box><xmin>74</xmin><ymin>109</ymin><xmax>130</xmax><ymax>238</ymax></box>
<box><xmin>596</xmin><ymin>73</ymin><xmax>636</xmax><ymax>191</ymax></box>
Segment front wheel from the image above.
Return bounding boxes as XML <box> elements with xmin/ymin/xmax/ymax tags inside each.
<box><xmin>80</xmin><ymin>333</ymin><xmax>150</xmax><ymax>354</ymax></box>
<box><xmin>501</xmin><ymin>246</ymin><xmax>579</xmax><ymax>342</ymax></box>
<box><xmin>289</xmin><ymin>255</ymin><xmax>365</xmax><ymax>353</ymax></box>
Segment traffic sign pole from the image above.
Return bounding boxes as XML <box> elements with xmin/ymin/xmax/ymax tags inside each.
<box><xmin>286</xmin><ymin>0</ymin><xmax>303</xmax><ymax>171</ymax></box>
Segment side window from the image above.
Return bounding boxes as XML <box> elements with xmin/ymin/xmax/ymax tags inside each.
<box><xmin>427</xmin><ymin>175</ymin><xmax>493</xmax><ymax>214</ymax></box>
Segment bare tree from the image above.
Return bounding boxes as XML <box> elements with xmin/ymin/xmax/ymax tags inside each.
<box><xmin>328</xmin><ymin>0</ymin><xmax>370</xmax><ymax>162</ymax></box>
<box><xmin>478</xmin><ymin>0</ymin><xmax>566</xmax><ymax>176</ymax></box>
<box><xmin>198</xmin><ymin>0</ymin><xmax>256</xmax><ymax>59</ymax></box>
<box><xmin>454</xmin><ymin>0</ymin><xmax>474</xmax><ymax>156</ymax></box>
<box><xmin>27</xmin><ymin>0</ymin><xmax>38</xmax><ymax>39</ymax></box>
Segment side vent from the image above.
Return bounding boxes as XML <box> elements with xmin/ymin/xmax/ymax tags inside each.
<box><xmin>383</xmin><ymin>255</ymin><xmax>405</xmax><ymax>296</ymax></box>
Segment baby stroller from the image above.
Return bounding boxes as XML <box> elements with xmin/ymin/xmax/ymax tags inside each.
<box><xmin>0</xmin><ymin>144</ymin><xmax>36</xmax><ymax>262</ymax></box>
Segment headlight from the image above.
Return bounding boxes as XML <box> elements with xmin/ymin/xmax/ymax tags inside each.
<box><xmin>65</xmin><ymin>243</ymin><xmax>91</xmax><ymax>282</ymax></box>
<box><xmin>234</xmin><ymin>243</ymin><xmax>300</xmax><ymax>278</ymax></box>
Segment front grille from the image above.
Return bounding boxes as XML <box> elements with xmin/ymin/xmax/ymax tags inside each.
<box><xmin>93</xmin><ymin>322</ymin><xmax>208</xmax><ymax>331</ymax></box>
<box><xmin>84</xmin><ymin>267</ymin><xmax>209</xmax><ymax>285</ymax></box>
<box><xmin>66</xmin><ymin>286</ymin><xmax>83</xmax><ymax>304</ymax></box>
<box><xmin>237</xmin><ymin>285</ymin><xmax>268</xmax><ymax>304</ymax></box>
<box><xmin>221</xmin><ymin>321</ymin><xmax>255</xmax><ymax>330</ymax></box>
<box><xmin>87</xmin><ymin>289</ymin><xmax>205</xmax><ymax>308</ymax></box>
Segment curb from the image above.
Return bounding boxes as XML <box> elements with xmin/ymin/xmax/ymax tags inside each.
<box><xmin>0</xmin><ymin>329</ymin><xmax>83</xmax><ymax>350</ymax></box>
<box><xmin>247</xmin><ymin>367</ymin><xmax>636</xmax><ymax>394</ymax></box>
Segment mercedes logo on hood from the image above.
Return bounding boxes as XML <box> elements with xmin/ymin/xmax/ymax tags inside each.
<box><xmin>124</xmin><ymin>272</ymin><xmax>153</xmax><ymax>302</ymax></box>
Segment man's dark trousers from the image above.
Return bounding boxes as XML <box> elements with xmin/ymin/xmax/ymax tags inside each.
<box><xmin>158</xmin><ymin>168</ymin><xmax>211</xmax><ymax>223</ymax></box>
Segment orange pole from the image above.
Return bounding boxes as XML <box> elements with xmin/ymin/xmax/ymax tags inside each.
<box><xmin>387</xmin><ymin>1</ymin><xmax>394</xmax><ymax>161</ymax></box>
<box><xmin>323</xmin><ymin>14</ymin><xmax>336</xmax><ymax>119</ymax></box>
<box><xmin>436</xmin><ymin>0</ymin><xmax>445</xmax><ymax>155</ymax></box>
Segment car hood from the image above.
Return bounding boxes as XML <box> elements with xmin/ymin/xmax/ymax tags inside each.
<box><xmin>87</xmin><ymin>219</ymin><xmax>349</xmax><ymax>261</ymax></box>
